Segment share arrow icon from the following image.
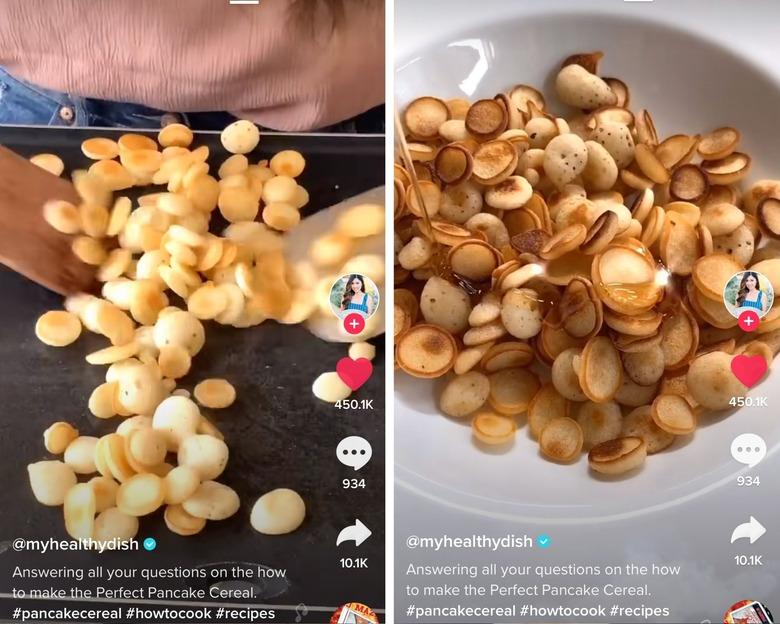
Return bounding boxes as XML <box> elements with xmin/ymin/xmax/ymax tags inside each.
<box><xmin>730</xmin><ymin>516</ymin><xmax>766</xmax><ymax>544</ymax></box>
<box><xmin>336</xmin><ymin>519</ymin><xmax>372</xmax><ymax>546</ymax></box>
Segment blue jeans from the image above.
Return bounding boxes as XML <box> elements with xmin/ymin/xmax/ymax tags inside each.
<box><xmin>0</xmin><ymin>67</ymin><xmax>237</xmax><ymax>130</ymax></box>
<box><xmin>0</xmin><ymin>67</ymin><xmax>384</xmax><ymax>133</ymax></box>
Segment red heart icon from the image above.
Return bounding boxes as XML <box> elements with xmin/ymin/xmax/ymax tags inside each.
<box><xmin>336</xmin><ymin>357</ymin><xmax>373</xmax><ymax>391</ymax></box>
<box><xmin>730</xmin><ymin>354</ymin><xmax>767</xmax><ymax>388</ymax></box>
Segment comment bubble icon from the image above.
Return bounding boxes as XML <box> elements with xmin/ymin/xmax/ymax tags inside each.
<box><xmin>730</xmin><ymin>433</ymin><xmax>767</xmax><ymax>468</ymax></box>
<box><xmin>337</xmin><ymin>436</ymin><xmax>373</xmax><ymax>471</ymax></box>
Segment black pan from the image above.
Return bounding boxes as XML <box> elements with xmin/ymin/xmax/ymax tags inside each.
<box><xmin>0</xmin><ymin>127</ymin><xmax>385</xmax><ymax>622</ymax></box>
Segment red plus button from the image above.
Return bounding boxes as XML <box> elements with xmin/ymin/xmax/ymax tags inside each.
<box><xmin>738</xmin><ymin>310</ymin><xmax>760</xmax><ymax>332</ymax></box>
<box><xmin>343</xmin><ymin>313</ymin><xmax>365</xmax><ymax>335</ymax></box>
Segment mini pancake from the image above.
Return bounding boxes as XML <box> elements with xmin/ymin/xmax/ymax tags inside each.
<box><xmin>487</xmin><ymin>368</ymin><xmax>540</xmax><ymax>415</ymax></box>
<box><xmin>495</xmin><ymin>262</ymin><xmax>542</xmax><ymax>293</ymax></box>
<box><xmin>578</xmin><ymin>336</ymin><xmax>622</xmax><ymax>403</ymax></box>
<box><xmin>434</xmin><ymin>143</ymin><xmax>473</xmax><ymax>186</ymax></box>
<box><xmin>81</xmin><ymin>137</ymin><xmax>120</xmax><ymax>160</ymax></box>
<box><xmin>639</xmin><ymin>205</ymin><xmax>665</xmax><ymax>247</ymax></box>
<box><xmin>697</xmin><ymin>127</ymin><xmax>740</xmax><ymax>161</ymax></box>
<box><xmin>629</xmin><ymin>188</ymin><xmax>654</xmax><ymax>223</ymax></box>
<box><xmin>527</xmin><ymin>383</ymin><xmax>569</xmax><ymax>439</ymax></box>
<box><xmin>588</xmin><ymin>437</ymin><xmax>647</xmax><ymax>475</ymax></box>
<box><xmin>670</xmin><ymin>164</ymin><xmax>708</xmax><ymax>203</ymax></box>
<box><xmin>621</xmin><ymin>405</ymin><xmax>674</xmax><ymax>454</ymax></box>
<box><xmin>659</xmin><ymin>214</ymin><xmax>700</xmax><ymax>276</ymax></box>
<box><xmin>700</xmin><ymin>152</ymin><xmax>751</xmax><ymax>186</ymax></box>
<box><xmin>576</xmin><ymin>400</ymin><xmax>622</xmax><ymax>450</ymax></box>
<box><xmin>539</xmin><ymin>224</ymin><xmax>587</xmax><ymax>260</ymax></box>
<box><xmin>556</xmin><ymin>277</ymin><xmax>602</xmax><ymax>339</ymax></box>
<box><xmin>485</xmin><ymin>175</ymin><xmax>533</xmax><ymax>210</ymax></box>
<box><xmin>539</xmin><ymin>312</ymin><xmax>586</xmax><ymax>365</ymax></box>
<box><xmin>700</xmin><ymin>202</ymin><xmax>744</xmax><ymax>237</ymax></box>
<box><xmin>539</xmin><ymin>416</ymin><xmax>583</xmax><ymax>463</ymax></box>
<box><xmin>471</xmin><ymin>412</ymin><xmax>517</xmax><ymax>445</ymax></box>
<box><xmin>686</xmin><ymin>280</ymin><xmax>737</xmax><ymax>329</ymax></box>
<box><xmin>545</xmin><ymin>250</ymin><xmax>594</xmax><ymax>287</ymax></box>
<box><xmin>396</xmin><ymin>324</ymin><xmax>457</xmax><ymax>378</ymax></box>
<box><xmin>551</xmin><ymin>347</ymin><xmax>587</xmax><ymax>401</ymax></box>
<box><xmin>655</xmin><ymin>134</ymin><xmax>699</xmax><ymax>170</ymax></box>
<box><xmin>665</xmin><ymin>201</ymin><xmax>701</xmax><ymax>227</ymax></box>
<box><xmin>511</xmin><ymin>229</ymin><xmax>550</xmax><ymax>256</ymax></box>
<box><xmin>692</xmin><ymin>253</ymin><xmax>743</xmax><ymax>301</ymax></box>
<box><xmin>445</xmin><ymin>98</ymin><xmax>470</xmax><ymax>120</ymax></box>
<box><xmin>757</xmin><ymin>197</ymin><xmax>780</xmax><ymax>239</ymax></box>
<box><xmin>587</xmin><ymin>104</ymin><xmax>633</xmax><ymax>128</ymax></box>
<box><xmin>635</xmin><ymin>109</ymin><xmax>659</xmax><ymax>147</ymax></box>
<box><xmin>622</xmin><ymin>345</ymin><xmax>665</xmax><ymax>386</ymax></box>
<box><xmin>592</xmin><ymin>241</ymin><xmax>661</xmax><ymax>315</ymax></box>
<box><xmin>581</xmin><ymin>210</ymin><xmax>619</xmax><ymax>255</ymax></box>
<box><xmin>465</xmin><ymin>99</ymin><xmax>508</xmax><ymax>141</ymax></box>
<box><xmin>480</xmin><ymin>342</ymin><xmax>535</xmax><ymax>372</ymax></box>
<box><xmin>508</xmin><ymin>84</ymin><xmax>546</xmax><ymax>115</ymax></box>
<box><xmin>634</xmin><ymin>144</ymin><xmax>669</xmax><ymax>184</ymax></box>
<box><xmin>615</xmin><ymin>378</ymin><xmax>659</xmax><ymax>407</ymax></box>
<box><xmin>686</xmin><ymin>351</ymin><xmax>747</xmax><ymax>410</ymax></box>
<box><xmin>468</xmin><ymin>291</ymin><xmax>501</xmax><ymax>326</ymax></box>
<box><xmin>612</xmin><ymin>330</ymin><xmax>663</xmax><ymax>353</ymax></box>
<box><xmin>453</xmin><ymin>342</ymin><xmax>494</xmax><ymax>375</ymax></box>
<box><xmin>448</xmin><ymin>239</ymin><xmax>501</xmax><ymax>282</ymax></box>
<box><xmin>463</xmin><ymin>319</ymin><xmax>507</xmax><ymax>346</ymax></box>
<box><xmin>440</xmin><ymin>371</ymin><xmax>490</xmax><ymax>418</ymax></box>
<box><xmin>651</xmin><ymin>394</ymin><xmax>697</xmax><ymax>435</ymax></box>
<box><xmin>603</xmin><ymin>308</ymin><xmax>662</xmax><ymax>337</ymax></box>
<box><xmin>500</xmin><ymin>288</ymin><xmax>543</xmax><ymax>339</ymax></box>
<box><xmin>712</xmin><ymin>224</ymin><xmax>754</xmax><ymax>267</ymax></box>
<box><xmin>405</xmin><ymin>180</ymin><xmax>441</xmax><ymax>218</ymax></box>
<box><xmin>659</xmin><ymin>305</ymin><xmax>699</xmax><ymax>370</ymax></box>
<box><xmin>404</xmin><ymin>96</ymin><xmax>449</xmax><ymax>140</ymax></box>
<box><xmin>471</xmin><ymin>140</ymin><xmax>518</xmax><ymax>185</ymax></box>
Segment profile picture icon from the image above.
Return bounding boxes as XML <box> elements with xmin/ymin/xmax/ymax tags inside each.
<box><xmin>723</xmin><ymin>270</ymin><xmax>774</xmax><ymax>319</ymax></box>
<box><xmin>330</xmin><ymin>273</ymin><xmax>379</xmax><ymax>320</ymax></box>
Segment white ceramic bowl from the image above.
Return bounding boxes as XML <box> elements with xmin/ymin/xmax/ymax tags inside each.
<box><xmin>395</xmin><ymin>11</ymin><xmax>780</xmax><ymax>523</ymax></box>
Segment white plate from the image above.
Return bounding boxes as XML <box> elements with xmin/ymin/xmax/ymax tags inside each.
<box><xmin>395</xmin><ymin>10</ymin><xmax>780</xmax><ymax>524</ymax></box>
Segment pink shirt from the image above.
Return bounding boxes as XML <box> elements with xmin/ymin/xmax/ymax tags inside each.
<box><xmin>0</xmin><ymin>0</ymin><xmax>384</xmax><ymax>130</ymax></box>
